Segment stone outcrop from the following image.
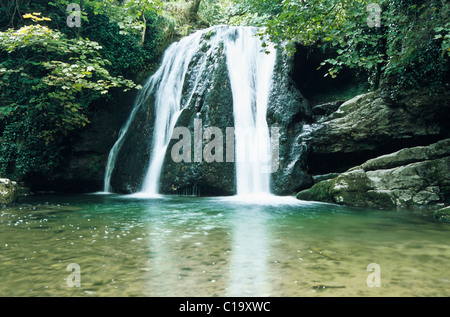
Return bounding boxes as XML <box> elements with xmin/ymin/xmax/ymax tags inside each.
<box><xmin>266</xmin><ymin>49</ymin><xmax>313</xmax><ymax>195</ymax></box>
<box><xmin>159</xmin><ymin>36</ymin><xmax>236</xmax><ymax>196</ymax></box>
<box><xmin>297</xmin><ymin>139</ymin><xmax>450</xmax><ymax>209</ymax></box>
<box><xmin>301</xmin><ymin>90</ymin><xmax>450</xmax><ymax>174</ymax></box>
<box><xmin>21</xmin><ymin>89</ymin><xmax>139</xmax><ymax>193</ymax></box>
<box><xmin>0</xmin><ymin>178</ymin><xmax>18</xmax><ymax>205</ymax></box>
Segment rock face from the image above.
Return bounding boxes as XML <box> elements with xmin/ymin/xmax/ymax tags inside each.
<box><xmin>159</xmin><ymin>29</ymin><xmax>312</xmax><ymax>196</ymax></box>
<box><xmin>109</xmin><ymin>87</ymin><xmax>158</xmax><ymax>194</ymax></box>
<box><xmin>159</xmin><ymin>35</ymin><xmax>236</xmax><ymax>196</ymax></box>
<box><xmin>22</xmin><ymin>89</ymin><xmax>139</xmax><ymax>193</ymax></box>
<box><xmin>297</xmin><ymin>139</ymin><xmax>450</xmax><ymax>209</ymax></box>
<box><xmin>65</xmin><ymin>90</ymin><xmax>139</xmax><ymax>192</ymax></box>
<box><xmin>0</xmin><ymin>178</ymin><xmax>18</xmax><ymax>205</ymax></box>
<box><xmin>267</xmin><ymin>50</ymin><xmax>313</xmax><ymax>195</ymax></box>
<box><xmin>301</xmin><ymin>90</ymin><xmax>450</xmax><ymax>174</ymax></box>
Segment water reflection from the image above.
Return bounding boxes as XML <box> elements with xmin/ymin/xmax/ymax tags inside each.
<box><xmin>227</xmin><ymin>205</ymin><xmax>270</xmax><ymax>296</ymax></box>
<box><xmin>1</xmin><ymin>194</ymin><xmax>449</xmax><ymax>296</ymax></box>
<box><xmin>138</xmin><ymin>197</ymin><xmax>274</xmax><ymax>296</ymax></box>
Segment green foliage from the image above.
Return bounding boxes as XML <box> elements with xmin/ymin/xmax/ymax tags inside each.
<box><xmin>230</xmin><ymin>0</ymin><xmax>449</xmax><ymax>93</ymax></box>
<box><xmin>0</xmin><ymin>14</ymin><xmax>139</xmax><ymax>179</ymax></box>
<box><xmin>76</xmin><ymin>10</ymin><xmax>162</xmax><ymax>79</ymax></box>
<box><xmin>157</xmin><ymin>0</ymin><xmax>212</xmax><ymax>38</ymax></box>
<box><xmin>48</xmin><ymin>0</ymin><xmax>163</xmax><ymax>38</ymax></box>
<box><xmin>381</xmin><ymin>1</ymin><xmax>449</xmax><ymax>94</ymax></box>
<box><xmin>0</xmin><ymin>0</ymin><xmax>167</xmax><ymax>182</ymax></box>
<box><xmin>222</xmin><ymin>0</ymin><xmax>283</xmax><ymax>26</ymax></box>
<box><xmin>434</xmin><ymin>22</ymin><xmax>450</xmax><ymax>57</ymax></box>
<box><xmin>197</xmin><ymin>0</ymin><xmax>233</xmax><ymax>26</ymax></box>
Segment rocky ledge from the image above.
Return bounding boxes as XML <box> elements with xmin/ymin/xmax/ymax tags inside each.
<box><xmin>0</xmin><ymin>178</ymin><xmax>19</xmax><ymax>205</ymax></box>
<box><xmin>297</xmin><ymin>139</ymin><xmax>450</xmax><ymax>209</ymax></box>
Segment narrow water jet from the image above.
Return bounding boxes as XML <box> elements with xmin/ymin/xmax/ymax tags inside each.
<box><xmin>103</xmin><ymin>78</ymin><xmax>156</xmax><ymax>193</ymax></box>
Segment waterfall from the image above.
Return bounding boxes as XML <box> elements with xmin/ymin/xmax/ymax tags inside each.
<box><xmin>104</xmin><ymin>29</ymin><xmax>209</xmax><ymax>194</ymax></box>
<box><xmin>103</xmin><ymin>79</ymin><xmax>155</xmax><ymax>193</ymax></box>
<box><xmin>225</xmin><ymin>27</ymin><xmax>276</xmax><ymax>196</ymax></box>
<box><xmin>104</xmin><ymin>26</ymin><xmax>276</xmax><ymax>196</ymax></box>
<box><xmin>139</xmin><ymin>30</ymin><xmax>209</xmax><ymax>195</ymax></box>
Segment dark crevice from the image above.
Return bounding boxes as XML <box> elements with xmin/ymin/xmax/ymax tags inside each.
<box><xmin>291</xmin><ymin>44</ymin><xmax>369</xmax><ymax>107</ymax></box>
<box><xmin>307</xmin><ymin>135</ymin><xmax>447</xmax><ymax>175</ymax></box>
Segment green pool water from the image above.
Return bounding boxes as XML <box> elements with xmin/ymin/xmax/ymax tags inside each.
<box><xmin>0</xmin><ymin>193</ymin><xmax>449</xmax><ymax>297</ymax></box>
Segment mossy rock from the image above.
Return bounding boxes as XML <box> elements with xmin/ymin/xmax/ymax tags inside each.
<box><xmin>434</xmin><ymin>206</ymin><xmax>450</xmax><ymax>223</ymax></box>
<box><xmin>296</xmin><ymin>179</ymin><xmax>334</xmax><ymax>203</ymax></box>
<box><xmin>0</xmin><ymin>179</ymin><xmax>19</xmax><ymax>205</ymax></box>
<box><xmin>297</xmin><ymin>170</ymin><xmax>396</xmax><ymax>208</ymax></box>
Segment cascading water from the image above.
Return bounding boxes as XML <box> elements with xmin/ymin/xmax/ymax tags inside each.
<box><xmin>103</xmin><ymin>79</ymin><xmax>154</xmax><ymax>193</ymax></box>
<box><xmin>104</xmin><ymin>29</ymin><xmax>210</xmax><ymax>195</ymax></box>
<box><xmin>225</xmin><ymin>27</ymin><xmax>276</xmax><ymax>196</ymax></box>
<box><xmin>139</xmin><ymin>30</ymin><xmax>210</xmax><ymax>196</ymax></box>
<box><xmin>104</xmin><ymin>26</ymin><xmax>277</xmax><ymax>197</ymax></box>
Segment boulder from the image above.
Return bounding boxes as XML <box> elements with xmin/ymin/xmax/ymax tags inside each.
<box><xmin>0</xmin><ymin>178</ymin><xmax>19</xmax><ymax>205</ymax></box>
<box><xmin>297</xmin><ymin>139</ymin><xmax>450</xmax><ymax>209</ymax></box>
<box><xmin>434</xmin><ymin>206</ymin><xmax>450</xmax><ymax>223</ymax></box>
<box><xmin>159</xmin><ymin>36</ymin><xmax>236</xmax><ymax>196</ymax></box>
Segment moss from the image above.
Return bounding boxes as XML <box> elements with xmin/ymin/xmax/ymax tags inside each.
<box><xmin>86</xmin><ymin>155</ymin><xmax>104</xmax><ymax>178</ymax></box>
<box><xmin>296</xmin><ymin>179</ymin><xmax>334</xmax><ymax>203</ymax></box>
<box><xmin>0</xmin><ymin>179</ymin><xmax>18</xmax><ymax>205</ymax></box>
<box><xmin>434</xmin><ymin>206</ymin><xmax>450</xmax><ymax>223</ymax></box>
<box><xmin>363</xmin><ymin>191</ymin><xmax>395</xmax><ymax>208</ymax></box>
<box><xmin>200</xmin><ymin>40</ymin><xmax>210</xmax><ymax>53</ymax></box>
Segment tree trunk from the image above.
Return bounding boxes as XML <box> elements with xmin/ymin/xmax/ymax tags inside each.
<box><xmin>138</xmin><ymin>13</ymin><xmax>146</xmax><ymax>47</ymax></box>
<box><xmin>189</xmin><ymin>0</ymin><xmax>202</xmax><ymax>22</ymax></box>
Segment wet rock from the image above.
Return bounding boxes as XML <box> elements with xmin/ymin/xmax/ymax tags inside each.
<box><xmin>312</xmin><ymin>100</ymin><xmax>345</xmax><ymax>122</ymax></box>
<box><xmin>158</xmin><ymin>36</ymin><xmax>236</xmax><ymax>196</ymax></box>
<box><xmin>267</xmin><ymin>49</ymin><xmax>313</xmax><ymax>195</ymax></box>
<box><xmin>312</xmin><ymin>173</ymin><xmax>341</xmax><ymax>184</ymax></box>
<box><xmin>0</xmin><ymin>178</ymin><xmax>19</xmax><ymax>205</ymax></box>
<box><xmin>434</xmin><ymin>206</ymin><xmax>450</xmax><ymax>223</ymax></box>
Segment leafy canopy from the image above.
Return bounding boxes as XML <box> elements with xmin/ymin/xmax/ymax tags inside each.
<box><xmin>224</xmin><ymin>0</ymin><xmax>449</xmax><ymax>93</ymax></box>
<box><xmin>0</xmin><ymin>13</ymin><xmax>140</xmax><ymax>178</ymax></box>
